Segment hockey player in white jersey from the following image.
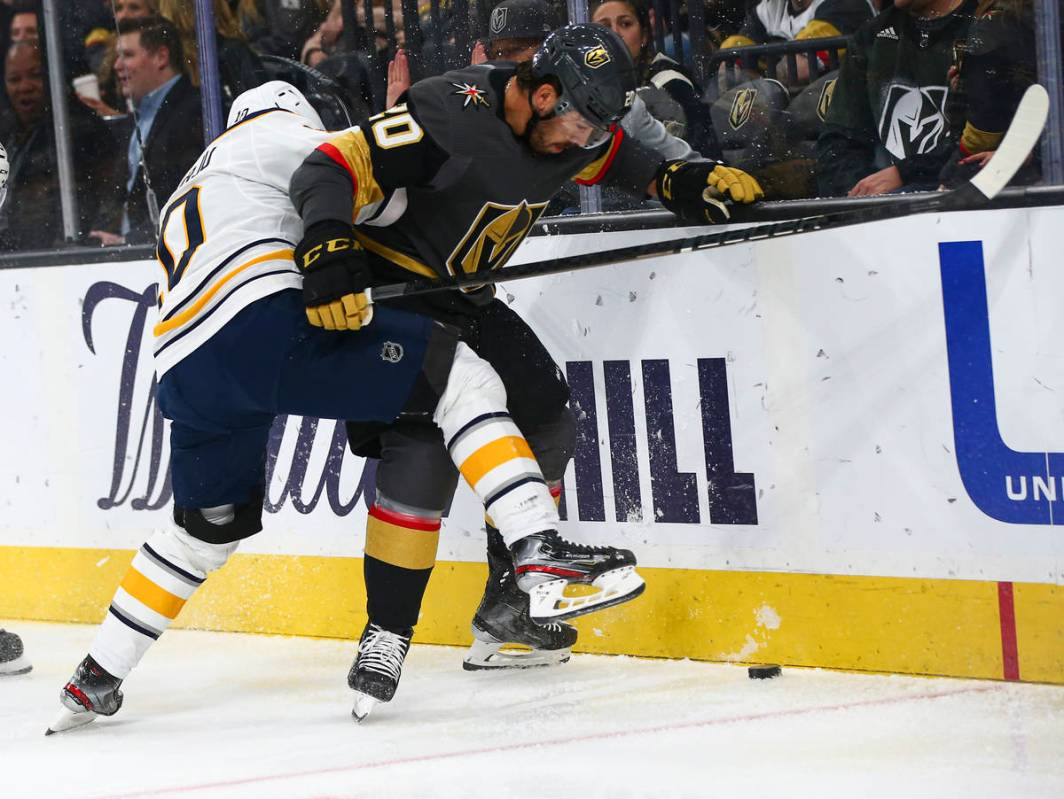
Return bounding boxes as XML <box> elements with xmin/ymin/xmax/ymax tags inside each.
<box><xmin>48</xmin><ymin>81</ymin><xmax>645</xmax><ymax>734</ymax></box>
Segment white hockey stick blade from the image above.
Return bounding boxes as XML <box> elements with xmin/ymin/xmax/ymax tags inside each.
<box><xmin>463</xmin><ymin>637</ymin><xmax>571</xmax><ymax>671</ymax></box>
<box><xmin>45</xmin><ymin>706</ymin><xmax>98</xmax><ymax>736</ymax></box>
<box><xmin>969</xmin><ymin>84</ymin><xmax>1049</xmax><ymax>200</ymax></box>
<box><xmin>528</xmin><ymin>565</ymin><xmax>646</xmax><ymax>623</ymax></box>
<box><xmin>351</xmin><ymin>691</ymin><xmax>380</xmax><ymax>723</ymax></box>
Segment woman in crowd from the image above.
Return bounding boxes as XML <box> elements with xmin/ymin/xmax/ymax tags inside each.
<box><xmin>591</xmin><ymin>0</ymin><xmax>721</xmax><ymax>159</ymax></box>
<box><xmin>0</xmin><ymin>40</ymin><xmax>120</xmax><ymax>251</ymax></box>
<box><xmin>155</xmin><ymin>0</ymin><xmax>266</xmax><ymax>111</ymax></box>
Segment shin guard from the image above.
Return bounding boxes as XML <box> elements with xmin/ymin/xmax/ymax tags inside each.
<box><xmin>434</xmin><ymin>343</ymin><xmax>558</xmax><ymax>545</ymax></box>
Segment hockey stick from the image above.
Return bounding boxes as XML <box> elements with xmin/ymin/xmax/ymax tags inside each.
<box><xmin>368</xmin><ymin>84</ymin><xmax>1049</xmax><ymax>303</ymax></box>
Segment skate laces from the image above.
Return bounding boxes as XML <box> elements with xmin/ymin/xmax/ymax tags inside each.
<box><xmin>544</xmin><ymin>530</ymin><xmax>613</xmax><ymax>555</ymax></box>
<box><xmin>357</xmin><ymin>625</ymin><xmax>409</xmax><ymax>681</ymax></box>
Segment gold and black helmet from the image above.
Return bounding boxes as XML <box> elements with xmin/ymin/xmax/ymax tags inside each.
<box><xmin>531</xmin><ymin>23</ymin><xmax>637</xmax><ymax>132</ymax></box>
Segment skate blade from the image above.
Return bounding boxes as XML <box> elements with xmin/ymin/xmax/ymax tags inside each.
<box><xmin>351</xmin><ymin>691</ymin><xmax>381</xmax><ymax>723</ymax></box>
<box><xmin>463</xmin><ymin>638</ymin><xmax>571</xmax><ymax>671</ymax></box>
<box><xmin>528</xmin><ymin>565</ymin><xmax>646</xmax><ymax>622</ymax></box>
<box><xmin>0</xmin><ymin>655</ymin><xmax>32</xmax><ymax>676</ymax></box>
<box><xmin>45</xmin><ymin>706</ymin><xmax>98</xmax><ymax>736</ymax></box>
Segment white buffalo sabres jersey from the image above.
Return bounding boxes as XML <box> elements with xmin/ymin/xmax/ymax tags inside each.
<box><xmin>152</xmin><ymin>108</ymin><xmax>334</xmax><ymax>377</ymax></box>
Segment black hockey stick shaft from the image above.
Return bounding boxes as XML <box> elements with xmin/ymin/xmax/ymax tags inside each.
<box><xmin>368</xmin><ymin>85</ymin><xmax>1049</xmax><ymax>303</ymax></box>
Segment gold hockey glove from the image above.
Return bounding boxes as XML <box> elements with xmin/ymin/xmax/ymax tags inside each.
<box><xmin>295</xmin><ymin>220</ymin><xmax>374</xmax><ymax>331</ymax></box>
<box><xmin>656</xmin><ymin>160</ymin><xmax>764</xmax><ymax>224</ymax></box>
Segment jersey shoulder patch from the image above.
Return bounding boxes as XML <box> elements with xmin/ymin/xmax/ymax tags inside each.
<box><xmin>408</xmin><ymin>66</ymin><xmax>512</xmax><ymax>158</ymax></box>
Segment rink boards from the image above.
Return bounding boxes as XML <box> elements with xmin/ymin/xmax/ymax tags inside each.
<box><xmin>1</xmin><ymin>205</ymin><xmax>1063</xmax><ymax>683</ymax></box>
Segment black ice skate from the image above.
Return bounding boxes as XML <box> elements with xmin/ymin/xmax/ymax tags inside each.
<box><xmin>347</xmin><ymin>622</ymin><xmax>412</xmax><ymax>722</ymax></box>
<box><xmin>464</xmin><ymin>547</ymin><xmax>577</xmax><ymax>671</ymax></box>
<box><xmin>511</xmin><ymin>530</ymin><xmax>645</xmax><ymax>623</ymax></box>
<box><xmin>46</xmin><ymin>655</ymin><xmax>124</xmax><ymax>736</ymax></box>
<box><xmin>0</xmin><ymin>629</ymin><xmax>31</xmax><ymax>676</ymax></box>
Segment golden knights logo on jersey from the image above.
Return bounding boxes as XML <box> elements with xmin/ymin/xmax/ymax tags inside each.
<box><xmin>817</xmin><ymin>78</ymin><xmax>837</xmax><ymax>122</ymax></box>
<box><xmin>446</xmin><ymin>200</ymin><xmax>549</xmax><ymax>283</ymax></box>
<box><xmin>728</xmin><ymin>88</ymin><xmax>757</xmax><ymax>130</ymax></box>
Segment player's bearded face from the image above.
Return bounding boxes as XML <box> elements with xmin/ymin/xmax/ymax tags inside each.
<box><xmin>529</xmin><ymin>110</ymin><xmax>610</xmax><ymax>155</ymax></box>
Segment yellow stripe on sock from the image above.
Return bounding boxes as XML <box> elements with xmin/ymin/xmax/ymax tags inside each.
<box><xmin>120</xmin><ymin>567</ymin><xmax>188</xmax><ymax>619</ymax></box>
<box><xmin>365</xmin><ymin>517</ymin><xmax>440</xmax><ymax>570</ymax></box>
<box><xmin>459</xmin><ymin>436</ymin><xmax>534</xmax><ymax>488</ymax></box>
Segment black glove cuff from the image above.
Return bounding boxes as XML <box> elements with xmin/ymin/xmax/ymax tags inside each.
<box><xmin>656</xmin><ymin>160</ymin><xmax>707</xmax><ymax>222</ymax></box>
<box><xmin>295</xmin><ymin>220</ymin><xmax>369</xmax><ymax>307</ymax></box>
<box><xmin>295</xmin><ymin>220</ymin><xmax>356</xmax><ymax>272</ymax></box>
<box><xmin>656</xmin><ymin>159</ymin><xmax>734</xmax><ymax>225</ymax></box>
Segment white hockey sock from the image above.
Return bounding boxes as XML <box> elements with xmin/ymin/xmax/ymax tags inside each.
<box><xmin>90</xmin><ymin>521</ymin><xmax>237</xmax><ymax>679</ymax></box>
<box><xmin>434</xmin><ymin>343</ymin><xmax>558</xmax><ymax>548</ymax></box>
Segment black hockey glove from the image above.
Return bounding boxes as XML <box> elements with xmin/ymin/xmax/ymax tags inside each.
<box><xmin>294</xmin><ymin>220</ymin><xmax>374</xmax><ymax>331</ymax></box>
<box><xmin>656</xmin><ymin>160</ymin><xmax>764</xmax><ymax>225</ymax></box>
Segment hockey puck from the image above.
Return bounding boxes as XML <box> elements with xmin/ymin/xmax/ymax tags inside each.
<box><xmin>748</xmin><ymin>664</ymin><xmax>781</xmax><ymax>679</ymax></box>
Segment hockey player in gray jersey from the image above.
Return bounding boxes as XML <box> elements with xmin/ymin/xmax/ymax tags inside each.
<box><xmin>290</xmin><ymin>23</ymin><xmax>763</xmax><ymax>715</ymax></box>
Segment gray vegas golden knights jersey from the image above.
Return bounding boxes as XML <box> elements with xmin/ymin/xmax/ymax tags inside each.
<box><xmin>291</xmin><ymin>63</ymin><xmax>661</xmax><ymax>306</ymax></box>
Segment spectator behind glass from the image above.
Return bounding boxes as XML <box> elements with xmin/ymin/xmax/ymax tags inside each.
<box><xmin>89</xmin><ymin>16</ymin><xmax>203</xmax><ymax>246</ymax></box>
<box><xmin>301</xmin><ymin>0</ymin><xmax>407</xmax><ymax>69</ymax></box>
<box><xmin>0</xmin><ymin>40</ymin><xmax>122</xmax><ymax>251</ymax></box>
<box><xmin>155</xmin><ymin>0</ymin><xmax>266</xmax><ymax>112</ymax></box>
<box><xmin>591</xmin><ymin>0</ymin><xmax>722</xmax><ymax>159</ymax></box>
<box><xmin>719</xmin><ymin>0</ymin><xmax>873</xmax><ymax>85</ymax></box>
<box><xmin>815</xmin><ymin>0</ymin><xmax>977</xmax><ymax>197</ymax></box>
<box><xmin>385</xmin><ymin>0</ymin><xmax>553</xmax><ymax>108</ymax></box>
<box><xmin>8</xmin><ymin>0</ymin><xmax>109</xmax><ymax>78</ymax></box>
<box><xmin>939</xmin><ymin>0</ymin><xmax>1037</xmax><ymax>186</ymax></box>
<box><xmin>9</xmin><ymin>5</ymin><xmax>35</xmax><ymax>43</ymax></box>
<box><xmin>83</xmin><ymin>0</ymin><xmax>156</xmax><ymax>117</ymax></box>
<box><xmin>239</xmin><ymin>0</ymin><xmax>330</xmax><ymax>62</ymax></box>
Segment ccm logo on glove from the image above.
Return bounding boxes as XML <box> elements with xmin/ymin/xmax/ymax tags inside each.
<box><xmin>300</xmin><ymin>236</ymin><xmax>358</xmax><ymax>269</ymax></box>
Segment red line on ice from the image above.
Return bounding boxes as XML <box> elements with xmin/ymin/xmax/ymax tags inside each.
<box><xmin>93</xmin><ymin>683</ymin><xmax>1000</xmax><ymax>798</ymax></box>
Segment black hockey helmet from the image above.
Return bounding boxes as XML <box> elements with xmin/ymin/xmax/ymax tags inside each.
<box><xmin>530</xmin><ymin>23</ymin><xmax>636</xmax><ymax>135</ymax></box>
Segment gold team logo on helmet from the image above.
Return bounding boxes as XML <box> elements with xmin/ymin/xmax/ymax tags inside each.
<box><xmin>584</xmin><ymin>46</ymin><xmax>611</xmax><ymax>69</ymax></box>
<box><xmin>728</xmin><ymin>88</ymin><xmax>757</xmax><ymax>130</ymax></box>
<box><xmin>817</xmin><ymin>78</ymin><xmax>837</xmax><ymax>122</ymax></box>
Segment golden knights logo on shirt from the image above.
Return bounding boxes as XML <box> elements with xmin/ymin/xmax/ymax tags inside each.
<box><xmin>729</xmin><ymin>88</ymin><xmax>757</xmax><ymax>130</ymax></box>
<box><xmin>446</xmin><ymin>200</ymin><xmax>549</xmax><ymax>284</ymax></box>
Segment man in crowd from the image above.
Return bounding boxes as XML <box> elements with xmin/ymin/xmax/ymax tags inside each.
<box><xmin>8</xmin><ymin>2</ymin><xmax>36</xmax><ymax>43</ymax></box>
<box><xmin>815</xmin><ymin>0</ymin><xmax>978</xmax><ymax>196</ymax></box>
<box><xmin>89</xmin><ymin>16</ymin><xmax>203</xmax><ymax>246</ymax></box>
<box><xmin>0</xmin><ymin>40</ymin><xmax>120</xmax><ymax>250</ymax></box>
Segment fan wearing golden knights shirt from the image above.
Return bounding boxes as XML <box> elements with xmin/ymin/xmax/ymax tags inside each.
<box><xmin>289</xmin><ymin>23</ymin><xmax>764</xmax><ymax>690</ymax></box>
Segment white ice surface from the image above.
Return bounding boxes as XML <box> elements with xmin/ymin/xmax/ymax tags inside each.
<box><xmin>2</xmin><ymin>620</ymin><xmax>1063</xmax><ymax>799</ymax></box>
